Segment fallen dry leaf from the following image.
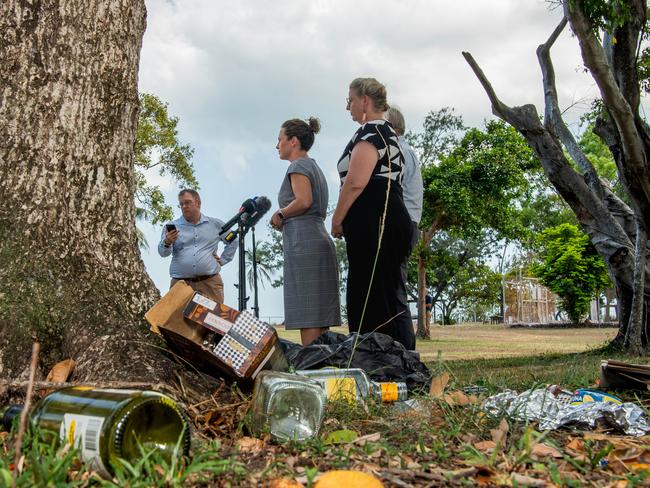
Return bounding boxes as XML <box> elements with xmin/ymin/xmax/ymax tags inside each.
<box><xmin>444</xmin><ymin>390</ymin><xmax>472</xmax><ymax>406</ymax></box>
<box><xmin>429</xmin><ymin>372</ymin><xmax>450</xmax><ymax>397</ymax></box>
<box><xmin>474</xmin><ymin>440</ymin><xmax>497</xmax><ymax>452</ymax></box>
<box><xmin>46</xmin><ymin>359</ymin><xmax>75</xmax><ymax>383</ymax></box>
<box><xmin>565</xmin><ymin>437</ymin><xmax>584</xmax><ymax>452</ymax></box>
<box><xmin>490</xmin><ymin>418</ymin><xmax>509</xmax><ymax>446</ymax></box>
<box><xmin>607</xmin><ymin>481</ymin><xmax>628</xmax><ymax>488</ymax></box>
<box><xmin>531</xmin><ymin>443</ymin><xmax>563</xmax><ymax>459</ymax></box>
<box><xmin>606</xmin><ymin>458</ymin><xmax>629</xmax><ymax>475</ymax></box>
<box><xmin>284</xmin><ymin>456</ymin><xmax>299</xmax><ymax>470</ymax></box>
<box><xmin>236</xmin><ymin>436</ymin><xmax>265</xmax><ymax>453</ymax></box>
<box><xmin>352</xmin><ymin>432</ymin><xmax>381</xmax><ymax>445</ymax></box>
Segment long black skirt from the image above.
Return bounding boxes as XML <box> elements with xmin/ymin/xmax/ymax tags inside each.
<box><xmin>342</xmin><ymin>179</ymin><xmax>415</xmax><ymax>350</ymax></box>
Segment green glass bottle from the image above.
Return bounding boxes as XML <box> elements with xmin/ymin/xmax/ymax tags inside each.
<box><xmin>1</xmin><ymin>387</ymin><xmax>190</xmax><ymax>478</ymax></box>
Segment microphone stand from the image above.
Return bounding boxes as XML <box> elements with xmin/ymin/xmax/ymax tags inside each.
<box><xmin>237</xmin><ymin>224</ymin><xmax>248</xmax><ymax>312</ymax></box>
<box><xmin>251</xmin><ymin>225</ymin><xmax>260</xmax><ymax>318</ymax></box>
<box><xmin>234</xmin><ymin>220</ymin><xmax>261</xmax><ymax>315</ymax></box>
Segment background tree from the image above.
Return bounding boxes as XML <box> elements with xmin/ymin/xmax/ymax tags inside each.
<box><xmin>0</xmin><ymin>0</ymin><xmax>176</xmax><ymax>380</ymax></box>
<box><xmin>407</xmin><ymin>231</ymin><xmax>499</xmax><ymax>324</ymax></box>
<box><xmin>455</xmin><ymin>263</ymin><xmax>502</xmax><ymax>323</ymax></box>
<box><xmin>412</xmin><ymin>119</ymin><xmax>538</xmax><ymax>338</ymax></box>
<box><xmin>533</xmin><ymin>223</ymin><xmax>611</xmax><ymax>323</ymax></box>
<box><xmin>464</xmin><ymin>0</ymin><xmax>650</xmax><ymax>353</ymax></box>
<box><xmin>134</xmin><ymin>93</ymin><xmax>197</xmax><ymax>248</ymax></box>
<box><xmin>405</xmin><ymin>108</ymin><xmax>465</xmax><ymax>338</ymax></box>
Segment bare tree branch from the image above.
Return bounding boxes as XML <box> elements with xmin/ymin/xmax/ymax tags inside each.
<box><xmin>564</xmin><ymin>0</ymin><xmax>650</xmax><ymax>210</ymax></box>
<box><xmin>537</xmin><ymin>17</ymin><xmax>603</xmax><ymax>195</ymax></box>
<box><xmin>463</xmin><ymin>51</ymin><xmax>634</xmax><ymax>285</ymax></box>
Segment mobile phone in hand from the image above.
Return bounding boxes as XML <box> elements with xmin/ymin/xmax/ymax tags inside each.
<box><xmin>165</xmin><ymin>223</ymin><xmax>176</xmax><ymax>232</ymax></box>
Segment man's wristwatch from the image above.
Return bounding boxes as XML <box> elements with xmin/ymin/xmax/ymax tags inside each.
<box><xmin>277</xmin><ymin>210</ymin><xmax>285</xmax><ymax>220</ymax></box>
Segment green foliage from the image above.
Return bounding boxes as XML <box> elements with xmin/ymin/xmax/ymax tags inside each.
<box><xmin>135</xmin><ymin>93</ymin><xmax>198</xmax><ymax>226</ymax></box>
<box><xmin>408</xmin><ymin>231</ymin><xmax>500</xmax><ymax>322</ymax></box>
<box><xmin>570</xmin><ymin>0</ymin><xmax>635</xmax><ymax>33</ymax></box>
<box><xmin>0</xmin><ymin>427</ymin><xmax>87</xmax><ymax>487</ymax></box>
<box><xmin>533</xmin><ymin>224</ymin><xmax>611</xmax><ymax>323</ymax></box>
<box><xmin>456</xmin><ymin>263</ymin><xmax>502</xmax><ymax>320</ymax></box>
<box><xmin>404</xmin><ymin>106</ymin><xmax>466</xmax><ymax>165</ymax></box>
<box><xmin>421</xmin><ymin>120</ymin><xmax>537</xmax><ymax>239</ymax></box>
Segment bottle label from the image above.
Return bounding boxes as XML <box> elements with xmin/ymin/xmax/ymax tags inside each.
<box><xmin>60</xmin><ymin>414</ymin><xmax>109</xmax><ymax>477</ymax></box>
<box><xmin>380</xmin><ymin>383</ymin><xmax>399</xmax><ymax>402</ymax></box>
<box><xmin>320</xmin><ymin>378</ymin><xmax>357</xmax><ymax>403</ymax></box>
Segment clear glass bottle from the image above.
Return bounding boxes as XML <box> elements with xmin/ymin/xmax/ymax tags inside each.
<box><xmin>295</xmin><ymin>368</ymin><xmax>408</xmax><ymax>403</ymax></box>
<box><xmin>1</xmin><ymin>387</ymin><xmax>190</xmax><ymax>478</ymax></box>
<box><xmin>251</xmin><ymin>371</ymin><xmax>326</xmax><ymax>442</ymax></box>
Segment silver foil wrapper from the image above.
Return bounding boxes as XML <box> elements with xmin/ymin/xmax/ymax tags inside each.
<box><xmin>483</xmin><ymin>388</ymin><xmax>650</xmax><ymax>436</ymax></box>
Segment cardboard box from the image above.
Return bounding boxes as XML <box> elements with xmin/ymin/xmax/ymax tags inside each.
<box><xmin>599</xmin><ymin>359</ymin><xmax>650</xmax><ymax>390</ymax></box>
<box><xmin>145</xmin><ymin>282</ymin><xmax>288</xmax><ymax>384</ymax></box>
<box><xmin>183</xmin><ymin>293</ymin><xmax>233</xmax><ymax>335</ymax></box>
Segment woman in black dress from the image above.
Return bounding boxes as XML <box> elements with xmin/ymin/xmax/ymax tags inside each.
<box><xmin>331</xmin><ymin>77</ymin><xmax>415</xmax><ymax>350</ymax></box>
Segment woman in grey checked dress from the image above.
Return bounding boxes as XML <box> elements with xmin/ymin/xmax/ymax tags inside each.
<box><xmin>270</xmin><ymin>117</ymin><xmax>341</xmax><ymax>345</ymax></box>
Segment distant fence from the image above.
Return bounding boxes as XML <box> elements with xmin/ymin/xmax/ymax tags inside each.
<box><xmin>260</xmin><ymin>316</ymin><xmax>284</xmax><ymax>326</ymax></box>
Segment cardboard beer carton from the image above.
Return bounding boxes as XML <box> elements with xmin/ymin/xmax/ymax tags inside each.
<box><xmin>599</xmin><ymin>359</ymin><xmax>650</xmax><ymax>390</ymax></box>
<box><xmin>145</xmin><ymin>281</ymin><xmax>288</xmax><ymax>384</ymax></box>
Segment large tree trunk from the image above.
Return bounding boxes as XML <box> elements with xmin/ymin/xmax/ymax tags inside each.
<box><xmin>463</xmin><ymin>0</ymin><xmax>650</xmax><ymax>353</ymax></box>
<box><xmin>0</xmin><ymin>1</ymin><xmax>175</xmax><ymax>381</ymax></box>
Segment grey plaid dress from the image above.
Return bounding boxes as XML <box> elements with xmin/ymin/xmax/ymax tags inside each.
<box><xmin>278</xmin><ymin>156</ymin><xmax>341</xmax><ymax>329</ymax></box>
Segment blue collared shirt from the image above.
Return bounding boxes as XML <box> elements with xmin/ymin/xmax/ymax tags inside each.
<box><xmin>397</xmin><ymin>135</ymin><xmax>424</xmax><ymax>224</ymax></box>
<box><xmin>157</xmin><ymin>214</ymin><xmax>238</xmax><ymax>279</ymax></box>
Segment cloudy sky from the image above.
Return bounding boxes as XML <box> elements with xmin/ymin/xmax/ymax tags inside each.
<box><xmin>137</xmin><ymin>0</ymin><xmax>600</xmax><ymax>320</ymax></box>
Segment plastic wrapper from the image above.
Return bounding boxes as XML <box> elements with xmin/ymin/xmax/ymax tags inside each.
<box><xmin>483</xmin><ymin>388</ymin><xmax>650</xmax><ymax>436</ymax></box>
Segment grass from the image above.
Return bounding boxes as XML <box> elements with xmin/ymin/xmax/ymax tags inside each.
<box><xmin>2</xmin><ymin>326</ymin><xmax>649</xmax><ymax>486</ymax></box>
<box><xmin>277</xmin><ymin>323</ymin><xmax>617</xmax><ymax>361</ymax></box>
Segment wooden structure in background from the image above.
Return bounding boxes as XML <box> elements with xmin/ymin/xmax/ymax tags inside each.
<box><xmin>504</xmin><ymin>277</ymin><xmax>557</xmax><ymax>324</ymax></box>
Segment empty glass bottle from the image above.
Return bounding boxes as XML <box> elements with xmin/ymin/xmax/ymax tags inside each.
<box><xmin>251</xmin><ymin>371</ymin><xmax>326</xmax><ymax>442</ymax></box>
<box><xmin>1</xmin><ymin>387</ymin><xmax>190</xmax><ymax>478</ymax></box>
<box><xmin>295</xmin><ymin>368</ymin><xmax>408</xmax><ymax>403</ymax></box>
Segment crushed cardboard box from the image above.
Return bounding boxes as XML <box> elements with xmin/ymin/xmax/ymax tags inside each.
<box><xmin>145</xmin><ymin>281</ymin><xmax>287</xmax><ymax>384</ymax></box>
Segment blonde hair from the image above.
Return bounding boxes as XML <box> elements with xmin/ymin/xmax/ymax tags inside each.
<box><xmin>386</xmin><ymin>106</ymin><xmax>405</xmax><ymax>135</ymax></box>
<box><xmin>349</xmin><ymin>77</ymin><xmax>389</xmax><ymax>112</ymax></box>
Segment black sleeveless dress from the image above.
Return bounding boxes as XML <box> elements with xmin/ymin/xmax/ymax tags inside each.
<box><xmin>337</xmin><ymin>120</ymin><xmax>415</xmax><ymax>349</ymax></box>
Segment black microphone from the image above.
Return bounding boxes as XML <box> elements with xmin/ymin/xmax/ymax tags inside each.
<box><xmin>242</xmin><ymin>196</ymin><xmax>272</xmax><ymax>228</ymax></box>
<box><xmin>220</xmin><ymin>198</ymin><xmax>258</xmax><ymax>237</ymax></box>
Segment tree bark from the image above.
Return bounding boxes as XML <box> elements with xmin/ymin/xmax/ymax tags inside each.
<box><xmin>625</xmin><ymin>220</ymin><xmax>647</xmax><ymax>354</ymax></box>
<box><xmin>463</xmin><ymin>0</ymin><xmax>650</xmax><ymax>353</ymax></box>
<box><xmin>416</xmin><ymin>216</ymin><xmax>443</xmax><ymax>339</ymax></box>
<box><xmin>0</xmin><ymin>0</ymin><xmax>176</xmax><ymax>381</ymax></box>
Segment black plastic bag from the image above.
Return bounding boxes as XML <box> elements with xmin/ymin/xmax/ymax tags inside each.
<box><xmin>279</xmin><ymin>331</ymin><xmax>431</xmax><ymax>391</ymax></box>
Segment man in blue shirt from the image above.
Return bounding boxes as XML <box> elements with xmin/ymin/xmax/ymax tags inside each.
<box><xmin>158</xmin><ymin>189</ymin><xmax>238</xmax><ymax>303</ymax></box>
<box><xmin>387</xmin><ymin>107</ymin><xmax>424</xmax><ymax>340</ymax></box>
